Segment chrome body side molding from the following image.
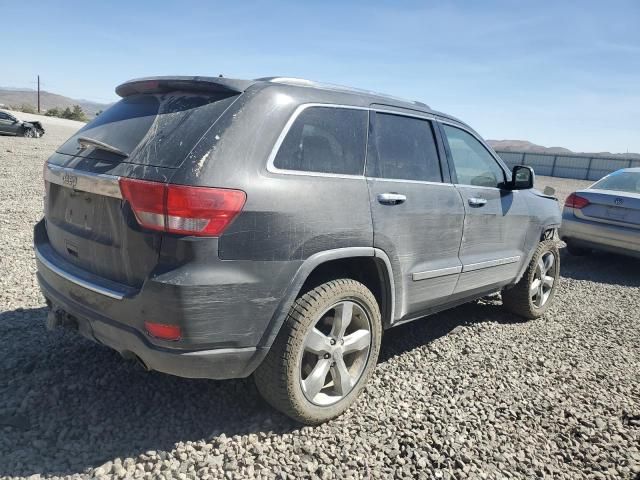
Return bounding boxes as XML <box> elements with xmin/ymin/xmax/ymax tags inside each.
<box><xmin>412</xmin><ymin>265</ymin><xmax>462</xmax><ymax>281</ymax></box>
<box><xmin>412</xmin><ymin>256</ymin><xmax>521</xmax><ymax>281</ymax></box>
<box><xmin>462</xmin><ymin>256</ymin><xmax>521</xmax><ymax>272</ymax></box>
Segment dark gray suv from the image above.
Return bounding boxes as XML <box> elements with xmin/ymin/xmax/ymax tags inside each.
<box><xmin>35</xmin><ymin>76</ymin><xmax>562</xmax><ymax>424</ymax></box>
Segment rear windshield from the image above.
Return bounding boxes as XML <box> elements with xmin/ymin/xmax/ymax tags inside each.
<box><xmin>592</xmin><ymin>171</ymin><xmax>640</xmax><ymax>194</ymax></box>
<box><xmin>56</xmin><ymin>91</ymin><xmax>237</xmax><ymax>168</ymax></box>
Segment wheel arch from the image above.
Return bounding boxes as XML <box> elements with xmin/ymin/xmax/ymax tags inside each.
<box><xmin>257</xmin><ymin>247</ymin><xmax>395</xmax><ymax>352</ymax></box>
<box><xmin>514</xmin><ymin>222</ymin><xmax>561</xmax><ymax>284</ymax></box>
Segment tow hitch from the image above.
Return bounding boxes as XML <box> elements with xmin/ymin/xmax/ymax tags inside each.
<box><xmin>46</xmin><ymin>307</ymin><xmax>78</xmax><ymax>331</ymax></box>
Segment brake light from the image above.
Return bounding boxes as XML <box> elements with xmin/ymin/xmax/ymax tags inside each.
<box><xmin>119</xmin><ymin>178</ymin><xmax>246</xmax><ymax>236</ymax></box>
<box><xmin>144</xmin><ymin>321</ymin><xmax>182</xmax><ymax>341</ymax></box>
<box><xmin>565</xmin><ymin>193</ymin><xmax>590</xmax><ymax>209</ymax></box>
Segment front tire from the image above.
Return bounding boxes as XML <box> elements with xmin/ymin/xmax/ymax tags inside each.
<box><xmin>22</xmin><ymin>128</ymin><xmax>35</xmax><ymax>138</ymax></box>
<box><xmin>502</xmin><ymin>240</ymin><xmax>560</xmax><ymax>319</ymax></box>
<box><xmin>254</xmin><ymin>279</ymin><xmax>382</xmax><ymax>424</ymax></box>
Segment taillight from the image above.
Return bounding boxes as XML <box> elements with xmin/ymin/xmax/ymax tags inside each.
<box><xmin>119</xmin><ymin>178</ymin><xmax>246</xmax><ymax>236</ymax></box>
<box><xmin>119</xmin><ymin>178</ymin><xmax>166</xmax><ymax>232</ymax></box>
<box><xmin>565</xmin><ymin>193</ymin><xmax>590</xmax><ymax>209</ymax></box>
<box><xmin>144</xmin><ymin>321</ymin><xmax>182</xmax><ymax>341</ymax></box>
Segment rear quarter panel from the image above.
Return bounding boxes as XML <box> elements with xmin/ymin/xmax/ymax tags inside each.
<box><xmin>168</xmin><ymin>84</ymin><xmax>375</xmax><ymax>262</ymax></box>
<box><xmin>162</xmin><ymin>85</ymin><xmax>375</xmax><ymax>347</ymax></box>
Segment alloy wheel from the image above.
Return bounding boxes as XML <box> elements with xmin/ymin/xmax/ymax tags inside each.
<box><xmin>530</xmin><ymin>251</ymin><xmax>556</xmax><ymax>308</ymax></box>
<box><xmin>299</xmin><ymin>300</ymin><xmax>372</xmax><ymax>406</ymax></box>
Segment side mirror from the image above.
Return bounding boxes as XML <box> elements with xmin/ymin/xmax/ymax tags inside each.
<box><xmin>510</xmin><ymin>165</ymin><xmax>535</xmax><ymax>190</ymax></box>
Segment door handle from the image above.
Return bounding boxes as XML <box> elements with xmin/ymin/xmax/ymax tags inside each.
<box><xmin>377</xmin><ymin>193</ymin><xmax>406</xmax><ymax>205</ymax></box>
<box><xmin>468</xmin><ymin>197</ymin><xmax>487</xmax><ymax>207</ymax></box>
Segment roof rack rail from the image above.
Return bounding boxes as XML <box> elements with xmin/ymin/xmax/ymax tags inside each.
<box><xmin>256</xmin><ymin>77</ymin><xmax>430</xmax><ymax>109</ymax></box>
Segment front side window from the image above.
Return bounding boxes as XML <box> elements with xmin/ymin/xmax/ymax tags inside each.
<box><xmin>367</xmin><ymin>113</ymin><xmax>442</xmax><ymax>182</ymax></box>
<box><xmin>273</xmin><ymin>106</ymin><xmax>367</xmax><ymax>175</ymax></box>
<box><xmin>442</xmin><ymin>125</ymin><xmax>505</xmax><ymax>188</ymax></box>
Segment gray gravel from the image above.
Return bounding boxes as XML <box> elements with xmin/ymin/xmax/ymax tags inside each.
<box><xmin>1</xmin><ymin>120</ymin><xmax>639</xmax><ymax>480</ymax></box>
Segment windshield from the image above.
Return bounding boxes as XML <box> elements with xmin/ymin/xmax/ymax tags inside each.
<box><xmin>591</xmin><ymin>170</ymin><xmax>640</xmax><ymax>194</ymax></box>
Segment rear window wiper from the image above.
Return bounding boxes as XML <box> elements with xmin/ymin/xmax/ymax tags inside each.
<box><xmin>77</xmin><ymin>136</ymin><xmax>129</xmax><ymax>158</ymax></box>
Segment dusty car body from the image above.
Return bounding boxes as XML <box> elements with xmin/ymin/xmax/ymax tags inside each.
<box><xmin>35</xmin><ymin>76</ymin><xmax>562</xmax><ymax>423</ymax></box>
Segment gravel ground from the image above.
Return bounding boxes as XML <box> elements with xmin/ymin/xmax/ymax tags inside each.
<box><xmin>0</xmin><ymin>121</ymin><xmax>639</xmax><ymax>480</ymax></box>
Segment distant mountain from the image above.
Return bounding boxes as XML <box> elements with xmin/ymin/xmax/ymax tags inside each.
<box><xmin>0</xmin><ymin>88</ymin><xmax>111</xmax><ymax>117</ymax></box>
<box><xmin>487</xmin><ymin>139</ymin><xmax>640</xmax><ymax>160</ymax></box>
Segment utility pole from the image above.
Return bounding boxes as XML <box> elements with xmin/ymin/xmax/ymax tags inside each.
<box><xmin>37</xmin><ymin>75</ymin><xmax>41</xmax><ymax>113</ymax></box>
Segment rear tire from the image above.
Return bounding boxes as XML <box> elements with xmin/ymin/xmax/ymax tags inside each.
<box><xmin>502</xmin><ymin>240</ymin><xmax>560</xmax><ymax>319</ymax></box>
<box><xmin>254</xmin><ymin>279</ymin><xmax>382</xmax><ymax>425</ymax></box>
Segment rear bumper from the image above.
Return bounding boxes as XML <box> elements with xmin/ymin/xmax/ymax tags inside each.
<box><xmin>38</xmin><ymin>272</ymin><xmax>265</xmax><ymax>379</ymax></box>
<box><xmin>40</xmin><ymin>274</ymin><xmax>261</xmax><ymax>379</ymax></box>
<box><xmin>34</xmin><ymin>219</ymin><xmax>299</xmax><ymax>379</ymax></box>
<box><xmin>560</xmin><ymin>210</ymin><xmax>640</xmax><ymax>258</ymax></box>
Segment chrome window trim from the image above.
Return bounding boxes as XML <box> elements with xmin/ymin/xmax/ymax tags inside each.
<box><xmin>462</xmin><ymin>256</ymin><xmax>521</xmax><ymax>273</ymax></box>
<box><xmin>373</xmin><ymin>107</ymin><xmax>435</xmax><ymax>122</ymax></box>
<box><xmin>369</xmin><ymin>177</ymin><xmax>454</xmax><ymax>187</ymax></box>
<box><xmin>265</xmin><ymin>103</ymin><xmax>370</xmax><ymax>180</ymax></box>
<box><xmin>456</xmin><ymin>184</ymin><xmax>502</xmax><ymax>192</ymax></box>
<box><xmin>35</xmin><ymin>248</ymin><xmax>126</xmax><ymax>300</ymax></box>
<box><xmin>412</xmin><ymin>265</ymin><xmax>462</xmax><ymax>281</ymax></box>
<box><xmin>457</xmin><ymin>184</ymin><xmax>522</xmax><ymax>193</ymax></box>
<box><xmin>265</xmin><ymin>103</ymin><xmax>441</xmax><ymax>181</ymax></box>
<box><xmin>45</xmin><ymin>163</ymin><xmax>122</xmax><ymax>199</ymax></box>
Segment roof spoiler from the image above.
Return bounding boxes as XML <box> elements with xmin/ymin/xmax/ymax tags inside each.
<box><xmin>115</xmin><ymin>76</ymin><xmax>255</xmax><ymax>98</ymax></box>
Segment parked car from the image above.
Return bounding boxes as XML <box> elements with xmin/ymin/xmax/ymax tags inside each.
<box><xmin>560</xmin><ymin>168</ymin><xmax>640</xmax><ymax>258</ymax></box>
<box><xmin>35</xmin><ymin>76</ymin><xmax>561</xmax><ymax>424</ymax></box>
<box><xmin>0</xmin><ymin>110</ymin><xmax>45</xmax><ymax>137</ymax></box>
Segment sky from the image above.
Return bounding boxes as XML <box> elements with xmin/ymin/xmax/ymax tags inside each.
<box><xmin>2</xmin><ymin>0</ymin><xmax>639</xmax><ymax>153</ymax></box>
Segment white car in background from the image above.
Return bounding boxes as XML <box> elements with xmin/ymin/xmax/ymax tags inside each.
<box><xmin>560</xmin><ymin>168</ymin><xmax>640</xmax><ymax>258</ymax></box>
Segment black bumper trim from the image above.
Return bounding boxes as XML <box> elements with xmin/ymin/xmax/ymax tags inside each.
<box><xmin>37</xmin><ymin>272</ymin><xmax>267</xmax><ymax>379</ymax></box>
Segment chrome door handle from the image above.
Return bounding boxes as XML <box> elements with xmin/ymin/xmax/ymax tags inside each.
<box><xmin>468</xmin><ymin>197</ymin><xmax>487</xmax><ymax>207</ymax></box>
<box><xmin>377</xmin><ymin>193</ymin><xmax>406</xmax><ymax>205</ymax></box>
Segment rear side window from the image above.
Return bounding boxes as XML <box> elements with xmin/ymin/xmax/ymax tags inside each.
<box><xmin>56</xmin><ymin>92</ymin><xmax>238</xmax><ymax>168</ymax></box>
<box><xmin>367</xmin><ymin>113</ymin><xmax>442</xmax><ymax>182</ymax></box>
<box><xmin>273</xmin><ymin>107</ymin><xmax>367</xmax><ymax>175</ymax></box>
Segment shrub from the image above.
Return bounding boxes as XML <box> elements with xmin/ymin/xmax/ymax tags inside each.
<box><xmin>71</xmin><ymin>105</ymin><xmax>87</xmax><ymax>122</ymax></box>
<box><xmin>10</xmin><ymin>104</ymin><xmax>37</xmax><ymax>114</ymax></box>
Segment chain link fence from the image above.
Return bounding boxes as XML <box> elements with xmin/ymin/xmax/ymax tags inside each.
<box><xmin>495</xmin><ymin>151</ymin><xmax>640</xmax><ymax>181</ymax></box>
